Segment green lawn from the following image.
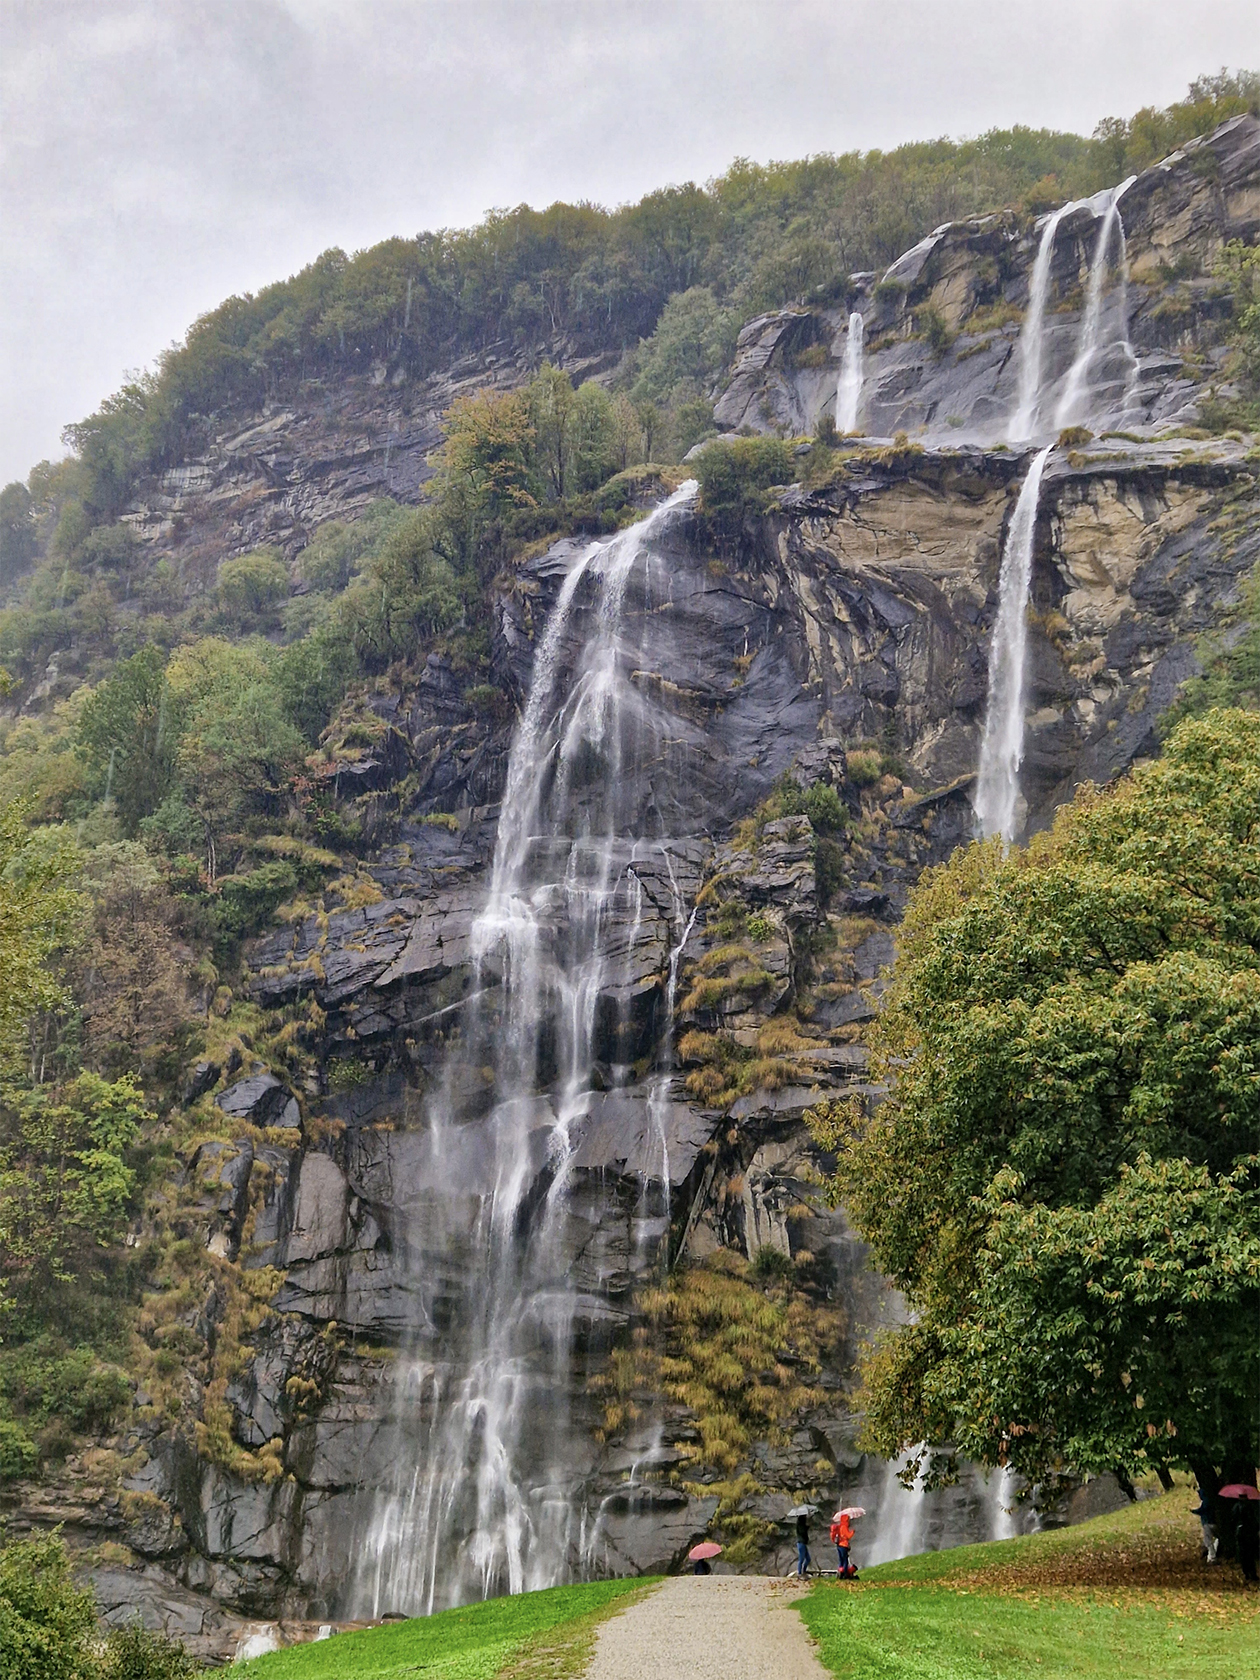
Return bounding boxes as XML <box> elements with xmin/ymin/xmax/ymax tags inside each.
<box><xmin>800</xmin><ymin>1584</ymin><xmax>1253</xmax><ymax>1678</ymax></box>
<box><xmin>238</xmin><ymin>1577</ymin><xmax>657</xmax><ymax>1680</ymax></box>
<box><xmin>798</xmin><ymin>1489</ymin><xmax>1259</xmax><ymax>1680</ymax></box>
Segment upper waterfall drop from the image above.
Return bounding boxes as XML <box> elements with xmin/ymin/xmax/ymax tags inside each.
<box><xmin>1009</xmin><ymin>203</ymin><xmax>1080</xmax><ymax>441</ymax></box>
<box><xmin>836</xmin><ymin>311</ymin><xmax>865</xmax><ymax>432</ymax></box>
<box><xmin>974</xmin><ymin>445</ymin><xmax>1053</xmax><ymax>845</ymax></box>
<box><xmin>1054</xmin><ymin>177</ymin><xmax>1137</xmax><ymax>430</ymax></box>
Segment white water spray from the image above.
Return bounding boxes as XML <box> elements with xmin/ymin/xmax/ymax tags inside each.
<box><xmin>836</xmin><ymin>311</ymin><xmax>865</xmax><ymax>433</ymax></box>
<box><xmin>355</xmin><ymin>484</ymin><xmax>699</xmax><ymax>1617</ymax></box>
<box><xmin>1054</xmin><ymin>179</ymin><xmax>1136</xmax><ymax>429</ymax></box>
<box><xmin>974</xmin><ymin>446</ymin><xmax>1053</xmax><ymax>845</ymax></box>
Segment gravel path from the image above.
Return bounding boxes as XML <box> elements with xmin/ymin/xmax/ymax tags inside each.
<box><xmin>584</xmin><ymin>1575</ymin><xmax>829</xmax><ymax>1680</ymax></box>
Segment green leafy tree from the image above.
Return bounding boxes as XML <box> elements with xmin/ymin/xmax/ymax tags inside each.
<box><xmin>0</xmin><ymin>1532</ymin><xmax>201</xmax><ymax>1680</ymax></box>
<box><xmin>810</xmin><ymin>708</ymin><xmax>1260</xmax><ymax>1497</ymax></box>
<box><xmin>76</xmin><ymin>645</ymin><xmax>175</xmax><ymax>834</ymax></box>
<box><xmin>0</xmin><ymin>809</ymin><xmax>83</xmax><ymax>1081</ymax></box>
<box><xmin>0</xmin><ymin>1073</ymin><xmax>149</xmax><ymax>1322</ymax></box>
<box><xmin>0</xmin><ymin>484</ymin><xmax>36</xmax><ymax>584</ymax></box>
<box><xmin>630</xmin><ymin>286</ymin><xmax>739</xmax><ymax>408</ymax></box>
<box><xmin>529</xmin><ymin>363</ymin><xmax>578</xmax><ymax>499</ymax></box>
<box><xmin>215</xmin><ymin>547</ymin><xmax>290</xmax><ymax>626</ymax></box>
<box><xmin>0</xmin><ymin>1532</ymin><xmax>98</xmax><ymax>1680</ymax></box>
<box><xmin>567</xmin><ymin>381</ymin><xmax>619</xmax><ymax>493</ymax></box>
<box><xmin>274</xmin><ymin>623</ymin><xmax>357</xmax><ymax>744</ymax></box>
<box><xmin>165</xmin><ymin>639</ymin><xmax>304</xmax><ymax>878</ymax></box>
<box><xmin>746</xmin><ymin>220</ymin><xmax>842</xmax><ymax>311</ymax></box>
<box><xmin>295</xmin><ymin>499</ymin><xmax>409</xmax><ymax>594</ymax></box>
<box><xmin>102</xmin><ymin>1622</ymin><xmax>203</xmax><ymax>1680</ymax></box>
<box><xmin>339</xmin><ymin>511</ymin><xmax>466</xmax><ymax>671</ymax></box>
<box><xmin>80</xmin><ymin>524</ymin><xmax>137</xmax><ymax>572</ymax></box>
<box><xmin>1216</xmin><ymin>239</ymin><xmax>1260</xmax><ymax>395</ymax></box>
<box><xmin>437</xmin><ymin>388</ymin><xmax>539</xmax><ymax>563</ymax></box>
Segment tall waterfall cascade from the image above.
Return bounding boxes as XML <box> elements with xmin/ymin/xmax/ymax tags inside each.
<box><xmin>974</xmin><ymin>445</ymin><xmax>1053</xmax><ymax>844</ymax></box>
<box><xmin>354</xmin><ymin>485</ymin><xmax>700</xmax><ymax>1616</ymax></box>
<box><xmin>836</xmin><ymin>311</ymin><xmax>865</xmax><ymax>432</ymax></box>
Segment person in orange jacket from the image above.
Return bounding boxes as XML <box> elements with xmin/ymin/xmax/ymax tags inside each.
<box><xmin>830</xmin><ymin>1510</ymin><xmax>856</xmax><ymax>1577</ymax></box>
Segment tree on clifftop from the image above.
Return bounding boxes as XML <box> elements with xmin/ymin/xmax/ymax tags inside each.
<box><xmin>810</xmin><ymin>709</ymin><xmax>1260</xmax><ymax>1500</ymax></box>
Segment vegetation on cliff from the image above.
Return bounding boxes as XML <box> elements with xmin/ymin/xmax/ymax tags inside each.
<box><xmin>594</xmin><ymin>1248</ymin><xmax>843</xmax><ymax>1563</ymax></box>
<box><xmin>810</xmin><ymin>708</ymin><xmax>1260</xmax><ymax>1500</ymax></box>
<box><xmin>0</xmin><ymin>1531</ymin><xmax>201</xmax><ymax>1679</ymax></box>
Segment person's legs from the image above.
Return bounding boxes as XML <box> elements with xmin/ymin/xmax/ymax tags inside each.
<box><xmin>796</xmin><ymin>1541</ymin><xmax>809</xmax><ymax>1576</ymax></box>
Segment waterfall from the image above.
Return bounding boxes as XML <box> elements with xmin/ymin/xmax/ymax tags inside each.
<box><xmin>353</xmin><ymin>484</ymin><xmax>699</xmax><ymax>1617</ymax></box>
<box><xmin>836</xmin><ymin>311</ymin><xmax>865</xmax><ymax>432</ymax></box>
<box><xmin>974</xmin><ymin>445</ymin><xmax>1053</xmax><ymax>845</ymax></box>
<box><xmin>983</xmin><ymin>1465</ymin><xmax>1021</xmax><ymax>1542</ymax></box>
<box><xmin>1054</xmin><ymin>179</ymin><xmax>1136</xmax><ymax>430</ymax></box>
<box><xmin>1009</xmin><ymin>202</ymin><xmax>1080</xmax><ymax>441</ymax></box>
<box><xmin>863</xmin><ymin>1454</ymin><xmax>930</xmax><ymax>1566</ymax></box>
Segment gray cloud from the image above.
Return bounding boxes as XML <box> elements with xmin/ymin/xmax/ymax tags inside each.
<box><xmin>1</xmin><ymin>0</ymin><xmax>1256</xmax><ymax>483</ymax></box>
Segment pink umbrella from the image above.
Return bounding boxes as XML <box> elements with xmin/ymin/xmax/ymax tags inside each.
<box><xmin>836</xmin><ymin>1507</ymin><xmax>866</xmax><ymax>1520</ymax></box>
<box><xmin>1218</xmin><ymin>1484</ymin><xmax>1260</xmax><ymax>1500</ymax></box>
<box><xmin>688</xmin><ymin>1541</ymin><xmax>723</xmax><ymax>1560</ymax></box>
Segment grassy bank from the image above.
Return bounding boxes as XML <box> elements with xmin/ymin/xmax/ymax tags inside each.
<box><xmin>799</xmin><ymin>1489</ymin><xmax>1259</xmax><ymax>1679</ymax></box>
<box><xmin>238</xmin><ymin>1578</ymin><xmax>658</xmax><ymax>1680</ymax></box>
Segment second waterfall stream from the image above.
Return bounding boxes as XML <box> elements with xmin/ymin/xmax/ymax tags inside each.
<box><xmin>354</xmin><ymin>484</ymin><xmax>700</xmax><ymax>1616</ymax></box>
<box><xmin>974</xmin><ymin>446</ymin><xmax>1053</xmax><ymax>844</ymax></box>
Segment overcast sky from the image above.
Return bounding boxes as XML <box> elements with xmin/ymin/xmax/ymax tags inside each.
<box><xmin>1</xmin><ymin>0</ymin><xmax>1256</xmax><ymax>486</ymax></box>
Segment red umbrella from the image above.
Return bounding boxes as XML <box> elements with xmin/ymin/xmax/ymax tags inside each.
<box><xmin>1218</xmin><ymin>1484</ymin><xmax>1260</xmax><ymax>1500</ymax></box>
<box><xmin>688</xmin><ymin>1541</ymin><xmax>723</xmax><ymax>1560</ymax></box>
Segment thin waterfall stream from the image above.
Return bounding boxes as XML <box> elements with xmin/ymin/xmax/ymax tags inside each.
<box><xmin>974</xmin><ymin>445</ymin><xmax>1053</xmax><ymax>844</ymax></box>
<box><xmin>355</xmin><ymin>484</ymin><xmax>700</xmax><ymax>1616</ymax></box>
<box><xmin>1009</xmin><ymin>202</ymin><xmax>1083</xmax><ymax>440</ymax></box>
<box><xmin>836</xmin><ymin>311</ymin><xmax>865</xmax><ymax>432</ymax></box>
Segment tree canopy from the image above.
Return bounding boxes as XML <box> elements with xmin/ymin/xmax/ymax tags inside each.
<box><xmin>810</xmin><ymin>708</ymin><xmax>1260</xmax><ymax>1496</ymax></box>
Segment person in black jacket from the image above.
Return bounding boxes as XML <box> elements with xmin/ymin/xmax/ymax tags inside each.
<box><xmin>795</xmin><ymin>1512</ymin><xmax>812</xmax><ymax>1578</ymax></box>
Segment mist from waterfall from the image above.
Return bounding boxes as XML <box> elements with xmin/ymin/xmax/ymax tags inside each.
<box><xmin>354</xmin><ymin>484</ymin><xmax>698</xmax><ymax>1617</ymax></box>
<box><xmin>836</xmin><ymin>311</ymin><xmax>865</xmax><ymax>432</ymax></box>
<box><xmin>974</xmin><ymin>445</ymin><xmax>1053</xmax><ymax>845</ymax></box>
